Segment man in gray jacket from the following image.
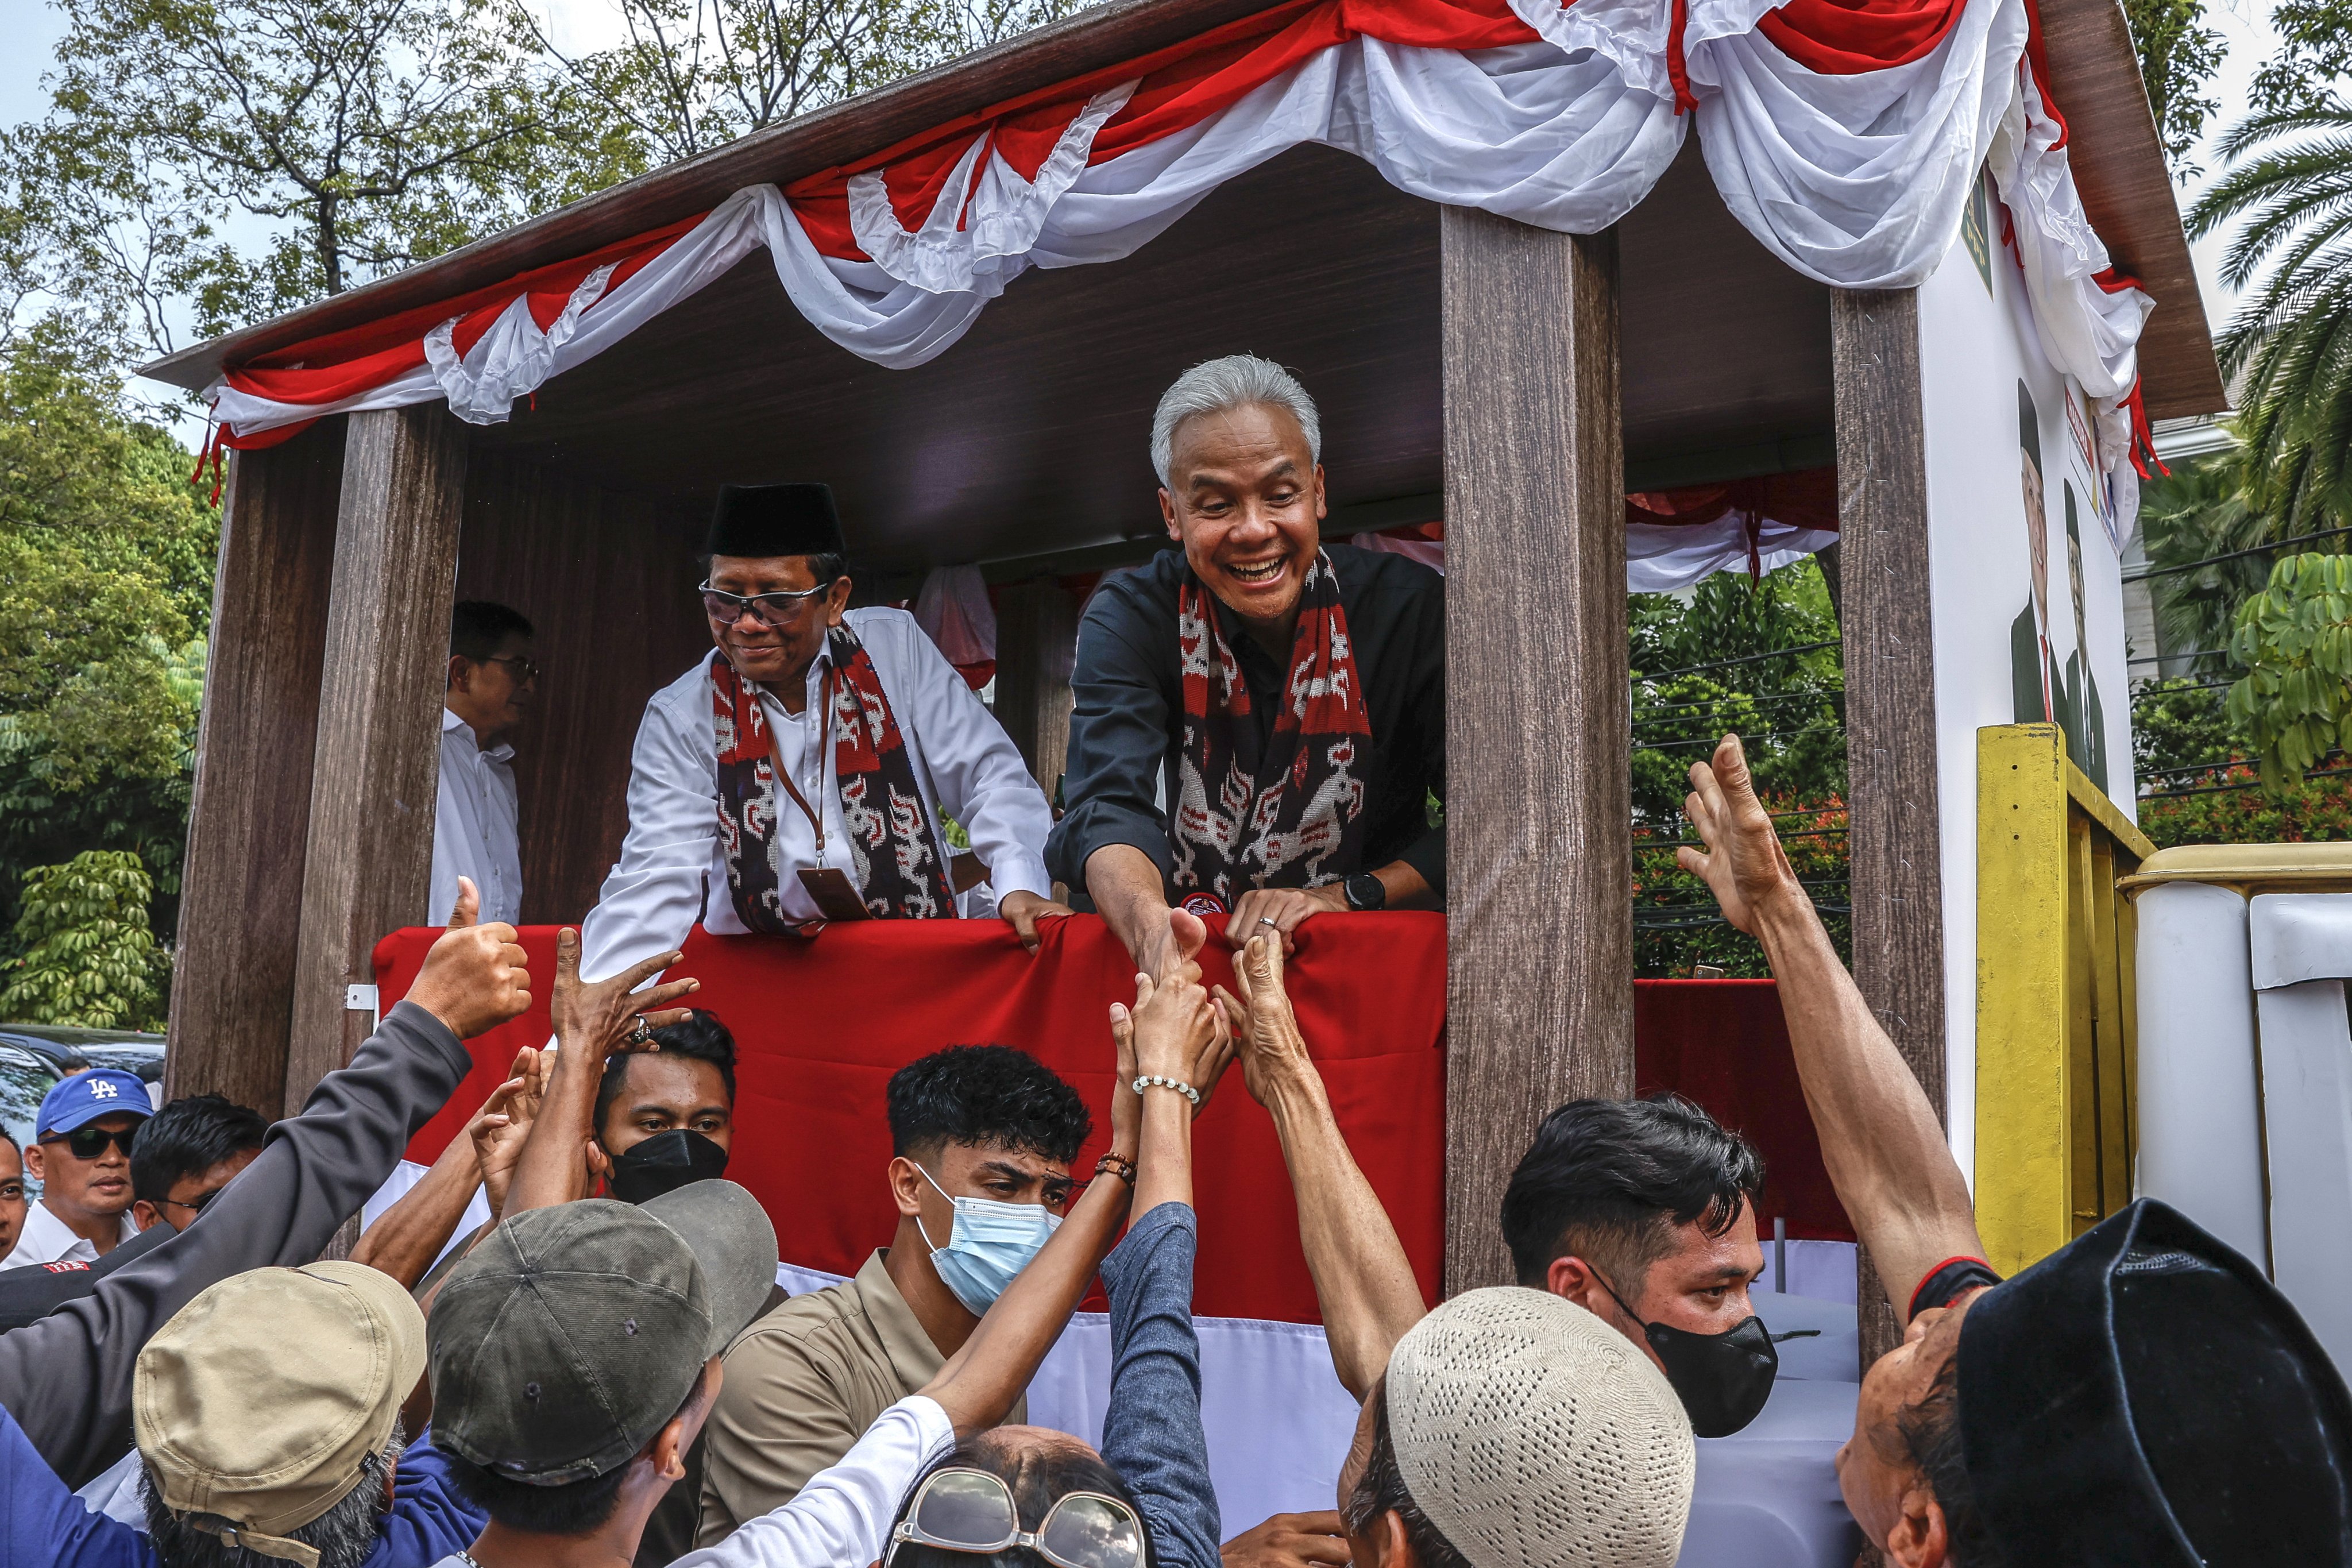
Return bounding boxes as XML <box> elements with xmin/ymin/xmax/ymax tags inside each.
<box><xmin>0</xmin><ymin>880</ymin><xmax>530</xmax><ymax>1487</ymax></box>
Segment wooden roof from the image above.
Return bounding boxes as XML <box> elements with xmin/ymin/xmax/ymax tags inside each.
<box><xmin>140</xmin><ymin>0</ymin><xmax>2222</xmax><ymax>423</ymax></box>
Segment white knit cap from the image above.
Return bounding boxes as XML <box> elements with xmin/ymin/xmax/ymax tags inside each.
<box><xmin>1385</xmin><ymin>1288</ymin><xmax>1696</xmax><ymax>1568</ymax></box>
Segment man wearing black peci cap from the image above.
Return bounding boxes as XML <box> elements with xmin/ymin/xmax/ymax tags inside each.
<box><xmin>577</xmin><ymin>482</ymin><xmax>1065</xmax><ymax>980</ymax></box>
<box><xmin>1678</xmin><ymin>732</ymin><xmax>2352</xmax><ymax>1566</ymax></box>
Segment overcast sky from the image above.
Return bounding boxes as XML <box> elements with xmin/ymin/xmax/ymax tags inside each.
<box><xmin>0</xmin><ymin>0</ymin><xmax>2288</xmax><ymax>341</ymax></box>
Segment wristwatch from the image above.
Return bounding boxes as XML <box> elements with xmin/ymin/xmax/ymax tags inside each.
<box><xmin>1342</xmin><ymin>871</ymin><xmax>1388</xmax><ymax>911</ymax></box>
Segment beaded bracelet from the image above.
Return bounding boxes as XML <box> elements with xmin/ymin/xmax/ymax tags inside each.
<box><xmin>1131</xmin><ymin>1073</ymin><xmax>1203</xmax><ymax>1107</ymax></box>
<box><xmin>1094</xmin><ymin>1153</ymin><xmax>1138</xmax><ymax>1187</ymax></box>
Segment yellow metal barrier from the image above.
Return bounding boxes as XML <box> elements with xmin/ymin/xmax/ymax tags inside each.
<box><xmin>1975</xmin><ymin>724</ymin><xmax>2158</xmax><ymax>1276</ymax></box>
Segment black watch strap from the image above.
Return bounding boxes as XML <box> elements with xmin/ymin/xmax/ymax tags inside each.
<box><xmin>1343</xmin><ymin>872</ymin><xmax>1388</xmax><ymax>911</ymax></box>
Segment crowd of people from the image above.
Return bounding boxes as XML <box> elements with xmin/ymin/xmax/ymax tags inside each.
<box><xmin>3</xmin><ymin>356</ymin><xmax>2347</xmax><ymax>1568</ymax></box>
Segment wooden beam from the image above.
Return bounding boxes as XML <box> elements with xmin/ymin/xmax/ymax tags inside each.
<box><xmin>993</xmin><ymin>579</ymin><xmax>1079</xmax><ymax>809</ymax></box>
<box><xmin>1440</xmin><ymin>208</ymin><xmax>1632</xmax><ymax>1297</ymax></box>
<box><xmin>1831</xmin><ymin>287</ymin><xmax>1948</xmax><ymax>1370</ymax></box>
<box><xmin>284</xmin><ymin>407</ymin><xmax>468</xmax><ymax>1116</ymax></box>
<box><xmin>165</xmin><ymin>422</ymin><xmax>346</xmax><ymax>1110</ymax></box>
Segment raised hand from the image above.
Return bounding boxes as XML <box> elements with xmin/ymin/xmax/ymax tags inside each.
<box><xmin>547</xmin><ymin>929</ymin><xmax>697</xmax><ymax>1059</ymax></box>
<box><xmin>1214</xmin><ymin>932</ymin><xmax>1314</xmax><ymax>1109</ymax></box>
<box><xmin>407</xmin><ymin>878</ymin><xmax>531</xmax><ymax>1038</ymax></box>
<box><xmin>1675</xmin><ymin>733</ymin><xmax>1805</xmax><ymax>935</ymax></box>
<box><xmin>470</xmin><ymin>1045</ymin><xmax>547</xmax><ymax>1215</ymax></box>
<box><xmin>1126</xmin><ymin>963</ymin><xmax>1235</xmax><ymax>1113</ymax></box>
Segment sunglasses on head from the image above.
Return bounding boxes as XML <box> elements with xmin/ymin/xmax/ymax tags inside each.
<box><xmin>889</xmin><ymin>1469</ymin><xmax>1145</xmax><ymax>1568</ymax></box>
<box><xmin>47</xmin><ymin>1125</ymin><xmax>138</xmax><ymax>1160</ymax></box>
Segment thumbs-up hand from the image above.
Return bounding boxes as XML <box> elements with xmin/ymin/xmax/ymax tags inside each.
<box><xmin>408</xmin><ymin>878</ymin><xmax>531</xmax><ymax>1038</ymax></box>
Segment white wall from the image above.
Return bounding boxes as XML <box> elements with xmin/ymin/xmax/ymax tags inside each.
<box><xmin>1915</xmin><ymin>168</ymin><xmax>2140</xmax><ymax>1182</ymax></box>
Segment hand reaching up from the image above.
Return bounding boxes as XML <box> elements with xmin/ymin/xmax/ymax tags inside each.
<box><xmin>1676</xmin><ymin>735</ymin><xmax>1806</xmax><ymax>935</ymax></box>
<box><xmin>548</xmin><ymin>929</ymin><xmax>698</xmax><ymax>1059</ymax></box>
<box><xmin>407</xmin><ymin>877</ymin><xmax>531</xmax><ymax>1038</ymax></box>
<box><xmin>470</xmin><ymin>1045</ymin><xmax>548</xmax><ymax>1216</ymax></box>
<box><xmin>1214</xmin><ymin>932</ymin><xmax>1316</xmax><ymax>1109</ymax></box>
<box><xmin>1122</xmin><ymin>961</ymin><xmax>1234</xmax><ymax>1113</ymax></box>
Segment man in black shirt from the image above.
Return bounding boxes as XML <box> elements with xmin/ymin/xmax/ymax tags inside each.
<box><xmin>1047</xmin><ymin>354</ymin><xmax>1445</xmax><ymax>976</ymax></box>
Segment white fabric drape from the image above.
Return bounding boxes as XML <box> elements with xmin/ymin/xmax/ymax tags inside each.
<box><xmin>206</xmin><ymin>0</ymin><xmax>2160</xmax><ymax>500</ymax></box>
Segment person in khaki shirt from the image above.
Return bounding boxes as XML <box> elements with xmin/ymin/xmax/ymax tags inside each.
<box><xmin>696</xmin><ymin>1043</ymin><xmax>1093</xmax><ymax>1545</ymax></box>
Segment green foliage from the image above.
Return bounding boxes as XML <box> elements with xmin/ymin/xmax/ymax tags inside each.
<box><xmin>2224</xmin><ymin>552</ymin><xmax>2352</xmax><ymax>789</ymax></box>
<box><xmin>1628</xmin><ymin>560</ymin><xmax>1846</xmax><ymax>820</ymax></box>
<box><xmin>2119</xmin><ymin>0</ymin><xmax>2224</xmax><ymax>172</ymax></box>
<box><xmin>0</xmin><ymin>851</ymin><xmax>170</xmax><ymax>1029</ymax></box>
<box><xmin>2132</xmin><ymin>675</ymin><xmax>2240</xmax><ymax>776</ymax></box>
<box><xmin>0</xmin><ymin>338</ymin><xmax>213</xmax><ymax>968</ymax></box>
<box><xmin>2134</xmin><ymin>448</ymin><xmax>2289</xmax><ymax>669</ymax></box>
<box><xmin>2139</xmin><ymin>765</ymin><xmax>2352</xmax><ymax>845</ymax></box>
<box><xmin>1628</xmin><ymin>559</ymin><xmax>1849</xmax><ymax>976</ymax></box>
<box><xmin>2188</xmin><ymin>99</ymin><xmax>2352</xmax><ymax>532</ymax></box>
<box><xmin>512</xmin><ymin>0</ymin><xmax>1085</xmax><ymax>167</ymax></box>
<box><xmin>2254</xmin><ymin>0</ymin><xmax>2352</xmax><ymax>115</ymax></box>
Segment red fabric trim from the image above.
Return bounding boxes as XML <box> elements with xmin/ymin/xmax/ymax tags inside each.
<box><xmin>1907</xmin><ymin>1255</ymin><xmax>1994</xmax><ymax>1319</ymax></box>
<box><xmin>219</xmin><ymin>416</ymin><xmax>319</xmax><ymax>452</ymax></box>
<box><xmin>219</xmin><ymin>214</ymin><xmax>708</xmax><ymax>411</ymax></box>
<box><xmin>1755</xmin><ymin>0</ymin><xmax>1967</xmax><ymax>76</ymax></box>
<box><xmin>2017</xmin><ymin>0</ymin><xmax>2068</xmax><ymax>149</ymax></box>
<box><xmin>2090</xmin><ymin>266</ymin><xmax>2142</xmax><ymax>295</ymax></box>
<box><xmin>1624</xmin><ymin>465</ymin><xmax>1840</xmax><ymax>534</ymax></box>
<box><xmin>787</xmin><ymin>0</ymin><xmax>1536</xmax><ymax>261</ymax></box>
<box><xmin>1667</xmin><ymin>0</ymin><xmax>1696</xmax><ymax>111</ymax></box>
<box><xmin>2121</xmin><ymin>378</ymin><xmax>2167</xmax><ymax>477</ymax></box>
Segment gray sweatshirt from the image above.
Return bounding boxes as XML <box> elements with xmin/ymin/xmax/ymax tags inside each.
<box><xmin>0</xmin><ymin>1001</ymin><xmax>474</xmax><ymax>1486</ymax></box>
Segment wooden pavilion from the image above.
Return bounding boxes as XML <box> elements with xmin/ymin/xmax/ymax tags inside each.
<box><xmin>141</xmin><ymin>0</ymin><xmax>2224</xmax><ymax>1319</ymax></box>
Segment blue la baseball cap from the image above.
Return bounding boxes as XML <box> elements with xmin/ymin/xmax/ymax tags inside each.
<box><xmin>37</xmin><ymin>1069</ymin><xmax>153</xmax><ymax>1139</ymax></box>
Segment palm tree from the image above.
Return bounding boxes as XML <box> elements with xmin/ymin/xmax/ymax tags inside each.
<box><xmin>2136</xmin><ymin>449</ymin><xmax>2265</xmax><ymax>669</ymax></box>
<box><xmin>2189</xmin><ymin>102</ymin><xmax>2352</xmax><ymax>530</ymax></box>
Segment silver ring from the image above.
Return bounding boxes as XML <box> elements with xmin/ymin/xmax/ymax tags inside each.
<box><xmin>1257</xmin><ymin>916</ymin><xmax>1279</xmax><ymax>928</ymax></box>
<box><xmin>629</xmin><ymin>1016</ymin><xmax>651</xmax><ymax>1045</ymax></box>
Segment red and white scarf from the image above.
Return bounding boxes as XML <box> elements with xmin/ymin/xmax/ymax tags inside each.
<box><xmin>712</xmin><ymin>627</ymin><xmax>956</xmax><ymax>925</ymax></box>
<box><xmin>1171</xmin><ymin>552</ymin><xmax>1372</xmax><ymax>909</ymax></box>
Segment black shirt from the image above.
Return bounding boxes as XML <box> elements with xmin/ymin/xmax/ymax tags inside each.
<box><xmin>1046</xmin><ymin>545</ymin><xmax>1446</xmax><ymax>905</ymax></box>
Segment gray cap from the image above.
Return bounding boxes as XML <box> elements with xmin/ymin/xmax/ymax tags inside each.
<box><xmin>428</xmin><ymin>1184</ymin><xmax>778</xmax><ymax>1485</ymax></box>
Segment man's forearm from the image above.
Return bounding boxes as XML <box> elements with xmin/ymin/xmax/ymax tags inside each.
<box><xmin>350</xmin><ymin>1127</ymin><xmax>482</xmax><ymax>1288</ymax></box>
<box><xmin>1088</xmin><ymin>844</ymin><xmax>1174</xmax><ymax>971</ymax></box>
<box><xmin>1752</xmin><ymin>891</ymin><xmax>1982</xmax><ymax>1317</ymax></box>
<box><xmin>1262</xmin><ymin>1069</ymin><xmax>1425</xmax><ymax>1401</ymax></box>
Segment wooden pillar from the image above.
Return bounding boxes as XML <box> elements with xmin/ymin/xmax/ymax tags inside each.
<box><xmin>284</xmin><ymin>407</ymin><xmax>468</xmax><ymax>1116</ymax></box>
<box><xmin>994</xmin><ymin>578</ymin><xmax>1079</xmax><ymax>800</ymax></box>
<box><xmin>165</xmin><ymin>422</ymin><xmax>346</xmax><ymax>1111</ymax></box>
<box><xmin>1831</xmin><ymin>288</ymin><xmax>1948</xmax><ymax>1369</ymax></box>
<box><xmin>1440</xmin><ymin>207</ymin><xmax>1632</xmax><ymax>1297</ymax></box>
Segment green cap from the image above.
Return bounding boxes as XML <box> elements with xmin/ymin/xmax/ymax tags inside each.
<box><xmin>427</xmin><ymin>1184</ymin><xmax>778</xmax><ymax>1485</ymax></box>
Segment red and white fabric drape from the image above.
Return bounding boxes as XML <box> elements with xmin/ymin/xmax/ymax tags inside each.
<box><xmin>203</xmin><ymin>0</ymin><xmax>2156</xmax><ymax>492</ymax></box>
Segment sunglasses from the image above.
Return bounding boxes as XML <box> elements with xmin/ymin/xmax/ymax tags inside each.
<box><xmin>153</xmin><ymin>1185</ymin><xmax>227</xmax><ymax>1216</ymax></box>
<box><xmin>889</xmin><ymin>1469</ymin><xmax>1145</xmax><ymax>1568</ymax></box>
<box><xmin>47</xmin><ymin>1126</ymin><xmax>139</xmax><ymax>1160</ymax></box>
<box><xmin>698</xmin><ymin>580</ymin><xmax>838</xmax><ymax>628</ymax></box>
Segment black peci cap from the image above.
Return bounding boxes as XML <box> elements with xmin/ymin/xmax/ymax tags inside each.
<box><xmin>705</xmin><ymin>482</ymin><xmax>844</xmax><ymax>561</ymax></box>
<box><xmin>1958</xmin><ymin>1198</ymin><xmax>2352</xmax><ymax>1566</ymax></box>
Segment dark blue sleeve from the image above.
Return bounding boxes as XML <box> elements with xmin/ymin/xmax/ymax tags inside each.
<box><xmin>1097</xmin><ymin>1203</ymin><xmax>1219</xmax><ymax>1568</ymax></box>
<box><xmin>0</xmin><ymin>1406</ymin><xmax>153</xmax><ymax>1568</ymax></box>
<box><xmin>358</xmin><ymin>1429</ymin><xmax>484</xmax><ymax>1568</ymax></box>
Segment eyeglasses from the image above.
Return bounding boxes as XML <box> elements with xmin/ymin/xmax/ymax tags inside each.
<box><xmin>698</xmin><ymin>580</ymin><xmax>838</xmax><ymax>628</ymax></box>
<box><xmin>481</xmin><ymin>654</ymin><xmax>542</xmax><ymax>683</ymax></box>
<box><xmin>888</xmin><ymin>1469</ymin><xmax>1145</xmax><ymax>1568</ymax></box>
<box><xmin>48</xmin><ymin>1126</ymin><xmax>139</xmax><ymax>1160</ymax></box>
<box><xmin>153</xmin><ymin>1185</ymin><xmax>227</xmax><ymax>1216</ymax></box>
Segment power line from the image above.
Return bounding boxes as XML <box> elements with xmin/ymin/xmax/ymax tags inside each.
<box><xmin>2122</xmin><ymin>525</ymin><xmax>2352</xmax><ymax>584</ymax></box>
<box><xmin>1632</xmin><ymin>688</ymin><xmax>1843</xmax><ymax>719</ymax></box>
<box><xmin>2139</xmin><ymin>765</ymin><xmax>2352</xmax><ymax>800</ymax></box>
<box><xmin>1635</xmin><ymin>827</ymin><xmax>1850</xmax><ymax>848</ymax></box>
<box><xmin>1636</xmin><ymin>725</ymin><xmax>1845</xmax><ymax>752</ymax></box>
<box><xmin>1631</xmin><ymin>640</ymin><xmax>1841</xmax><ymax>682</ymax></box>
<box><xmin>2127</xmin><ymin>649</ymin><xmax>2230</xmax><ymax>666</ymax></box>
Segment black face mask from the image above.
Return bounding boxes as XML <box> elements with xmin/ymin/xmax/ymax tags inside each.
<box><xmin>606</xmin><ymin>1129</ymin><xmax>731</xmax><ymax>1204</ymax></box>
<box><xmin>1593</xmin><ymin>1274</ymin><xmax>1779</xmax><ymax>1438</ymax></box>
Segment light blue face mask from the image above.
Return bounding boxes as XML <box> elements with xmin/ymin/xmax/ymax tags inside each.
<box><xmin>914</xmin><ymin>1163</ymin><xmax>1061</xmax><ymax>1315</ymax></box>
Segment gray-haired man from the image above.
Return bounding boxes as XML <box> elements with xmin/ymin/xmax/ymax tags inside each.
<box><xmin>1045</xmin><ymin>354</ymin><xmax>1447</xmax><ymax>978</ymax></box>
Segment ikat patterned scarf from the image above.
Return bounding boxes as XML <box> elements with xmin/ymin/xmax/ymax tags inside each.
<box><xmin>1171</xmin><ymin>551</ymin><xmax>1372</xmax><ymax>908</ymax></box>
<box><xmin>711</xmin><ymin>627</ymin><xmax>956</xmax><ymax>926</ymax></box>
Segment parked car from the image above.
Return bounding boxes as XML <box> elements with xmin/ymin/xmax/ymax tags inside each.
<box><xmin>0</xmin><ymin>1027</ymin><xmax>166</xmax><ymax>1186</ymax></box>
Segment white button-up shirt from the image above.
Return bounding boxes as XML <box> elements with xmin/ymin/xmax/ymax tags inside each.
<box><xmin>431</xmin><ymin>706</ymin><xmax>522</xmax><ymax>927</ymax></box>
<box><xmin>0</xmin><ymin>1198</ymin><xmax>138</xmax><ymax>1272</ymax></box>
<box><xmin>578</xmin><ymin>608</ymin><xmax>1053</xmax><ymax>983</ymax></box>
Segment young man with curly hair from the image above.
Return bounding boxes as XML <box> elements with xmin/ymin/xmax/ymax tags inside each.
<box><xmin>694</xmin><ymin>1042</ymin><xmax>1094</xmax><ymax>1546</ymax></box>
